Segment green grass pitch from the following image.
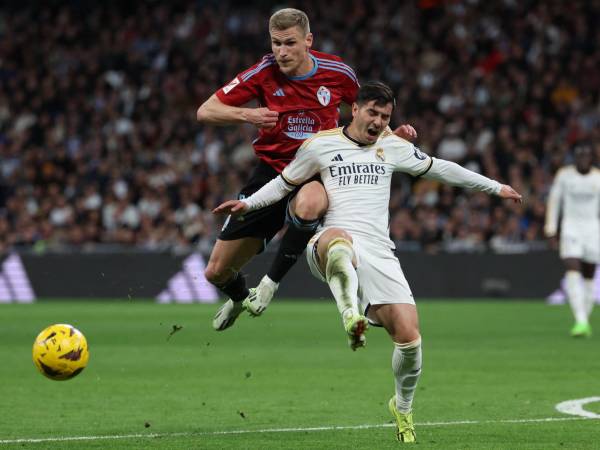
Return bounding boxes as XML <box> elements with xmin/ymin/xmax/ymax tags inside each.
<box><xmin>0</xmin><ymin>300</ymin><xmax>599</xmax><ymax>449</ymax></box>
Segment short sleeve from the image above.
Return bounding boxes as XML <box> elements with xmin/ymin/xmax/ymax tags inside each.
<box><xmin>281</xmin><ymin>139</ymin><xmax>320</xmax><ymax>185</ymax></box>
<box><xmin>339</xmin><ymin>61</ymin><xmax>360</xmax><ymax>105</ymax></box>
<box><xmin>215</xmin><ymin>56</ymin><xmax>274</xmax><ymax>106</ymax></box>
<box><xmin>319</xmin><ymin>54</ymin><xmax>359</xmax><ymax>105</ymax></box>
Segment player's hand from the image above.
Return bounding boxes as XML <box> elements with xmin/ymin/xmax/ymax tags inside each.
<box><xmin>393</xmin><ymin>124</ymin><xmax>418</xmax><ymax>141</ymax></box>
<box><xmin>498</xmin><ymin>184</ymin><xmax>522</xmax><ymax>203</ymax></box>
<box><xmin>245</xmin><ymin>107</ymin><xmax>279</xmax><ymax>129</ymax></box>
<box><xmin>543</xmin><ymin>225</ymin><xmax>556</xmax><ymax>238</ymax></box>
<box><xmin>212</xmin><ymin>200</ymin><xmax>249</xmax><ymax>216</ymax></box>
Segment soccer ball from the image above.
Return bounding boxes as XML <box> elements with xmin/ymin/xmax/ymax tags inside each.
<box><xmin>32</xmin><ymin>324</ymin><xmax>89</xmax><ymax>381</ymax></box>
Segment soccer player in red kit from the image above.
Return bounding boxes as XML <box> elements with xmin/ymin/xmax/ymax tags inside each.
<box><xmin>197</xmin><ymin>8</ymin><xmax>416</xmax><ymax>330</ymax></box>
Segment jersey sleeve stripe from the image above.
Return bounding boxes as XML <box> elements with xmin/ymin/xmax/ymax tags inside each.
<box><xmin>316</xmin><ymin>60</ymin><xmax>359</xmax><ymax>84</ymax></box>
<box><xmin>241</xmin><ymin>57</ymin><xmax>276</xmax><ymax>81</ymax></box>
<box><xmin>319</xmin><ymin>65</ymin><xmax>359</xmax><ymax>85</ymax></box>
<box><xmin>281</xmin><ymin>172</ymin><xmax>300</xmax><ymax>186</ymax></box>
<box><xmin>317</xmin><ymin>60</ymin><xmax>358</xmax><ymax>79</ymax></box>
<box><xmin>315</xmin><ymin>58</ymin><xmax>356</xmax><ymax>74</ymax></box>
<box><xmin>316</xmin><ymin>59</ymin><xmax>358</xmax><ymax>76</ymax></box>
<box><xmin>416</xmin><ymin>157</ymin><xmax>434</xmax><ymax>177</ymax></box>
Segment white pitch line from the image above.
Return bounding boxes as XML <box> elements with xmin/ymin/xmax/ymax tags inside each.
<box><xmin>556</xmin><ymin>397</ymin><xmax>600</xmax><ymax>419</ymax></box>
<box><xmin>0</xmin><ymin>416</ymin><xmax>594</xmax><ymax>445</ymax></box>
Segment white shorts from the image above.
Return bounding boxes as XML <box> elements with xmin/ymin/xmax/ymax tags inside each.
<box><xmin>306</xmin><ymin>229</ymin><xmax>415</xmax><ymax>319</ymax></box>
<box><xmin>560</xmin><ymin>228</ymin><xmax>600</xmax><ymax>263</ymax></box>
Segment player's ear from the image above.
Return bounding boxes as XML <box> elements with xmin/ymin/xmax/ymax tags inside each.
<box><xmin>351</xmin><ymin>103</ymin><xmax>359</xmax><ymax>117</ymax></box>
<box><xmin>305</xmin><ymin>32</ymin><xmax>313</xmax><ymax>49</ymax></box>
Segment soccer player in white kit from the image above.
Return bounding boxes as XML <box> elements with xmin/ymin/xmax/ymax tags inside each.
<box><xmin>545</xmin><ymin>144</ymin><xmax>600</xmax><ymax>337</ymax></box>
<box><xmin>214</xmin><ymin>82</ymin><xmax>521</xmax><ymax>443</ymax></box>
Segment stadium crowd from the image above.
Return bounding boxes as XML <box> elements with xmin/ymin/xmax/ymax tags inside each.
<box><xmin>0</xmin><ymin>0</ymin><xmax>599</xmax><ymax>254</ymax></box>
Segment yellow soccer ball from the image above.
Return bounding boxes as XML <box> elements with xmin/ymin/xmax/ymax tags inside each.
<box><xmin>32</xmin><ymin>324</ymin><xmax>89</xmax><ymax>381</ymax></box>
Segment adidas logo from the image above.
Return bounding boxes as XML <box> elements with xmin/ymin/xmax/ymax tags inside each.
<box><xmin>156</xmin><ymin>253</ymin><xmax>218</xmax><ymax>304</ymax></box>
<box><xmin>0</xmin><ymin>253</ymin><xmax>35</xmax><ymax>303</ymax></box>
<box><xmin>273</xmin><ymin>88</ymin><xmax>285</xmax><ymax>97</ymax></box>
<box><xmin>331</xmin><ymin>154</ymin><xmax>343</xmax><ymax>162</ymax></box>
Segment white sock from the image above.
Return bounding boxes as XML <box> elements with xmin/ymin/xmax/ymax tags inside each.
<box><xmin>392</xmin><ymin>337</ymin><xmax>422</xmax><ymax>414</ymax></box>
<box><xmin>261</xmin><ymin>275</ymin><xmax>279</xmax><ymax>290</ymax></box>
<box><xmin>325</xmin><ymin>239</ymin><xmax>359</xmax><ymax>319</ymax></box>
<box><xmin>565</xmin><ymin>271</ymin><xmax>587</xmax><ymax>324</ymax></box>
<box><xmin>583</xmin><ymin>278</ymin><xmax>595</xmax><ymax>318</ymax></box>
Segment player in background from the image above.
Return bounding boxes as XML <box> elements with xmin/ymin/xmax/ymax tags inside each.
<box><xmin>197</xmin><ymin>8</ymin><xmax>417</xmax><ymax>331</ymax></box>
<box><xmin>545</xmin><ymin>144</ymin><xmax>600</xmax><ymax>337</ymax></box>
<box><xmin>213</xmin><ymin>82</ymin><xmax>522</xmax><ymax>442</ymax></box>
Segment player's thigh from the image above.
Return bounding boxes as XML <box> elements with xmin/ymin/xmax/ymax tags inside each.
<box><xmin>289</xmin><ymin>180</ymin><xmax>328</xmax><ymax>220</ymax></box>
<box><xmin>205</xmin><ymin>238</ymin><xmax>264</xmax><ymax>281</ymax></box>
<box><xmin>367</xmin><ymin>303</ymin><xmax>420</xmax><ymax>344</ymax></box>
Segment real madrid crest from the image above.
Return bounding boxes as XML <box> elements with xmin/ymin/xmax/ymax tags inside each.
<box><xmin>376</xmin><ymin>147</ymin><xmax>385</xmax><ymax>161</ymax></box>
<box><xmin>317</xmin><ymin>86</ymin><xmax>331</xmax><ymax>106</ymax></box>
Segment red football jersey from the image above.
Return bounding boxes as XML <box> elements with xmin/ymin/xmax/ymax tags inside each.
<box><xmin>215</xmin><ymin>50</ymin><xmax>359</xmax><ymax>172</ymax></box>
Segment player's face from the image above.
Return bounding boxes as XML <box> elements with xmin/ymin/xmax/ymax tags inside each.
<box><xmin>575</xmin><ymin>150</ymin><xmax>593</xmax><ymax>174</ymax></box>
<box><xmin>351</xmin><ymin>100</ymin><xmax>393</xmax><ymax>144</ymax></box>
<box><xmin>270</xmin><ymin>26</ymin><xmax>313</xmax><ymax>76</ymax></box>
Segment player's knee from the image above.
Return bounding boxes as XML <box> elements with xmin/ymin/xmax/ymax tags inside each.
<box><xmin>582</xmin><ymin>263</ymin><xmax>596</xmax><ymax>279</ymax></box>
<box><xmin>293</xmin><ymin>183</ymin><xmax>328</xmax><ymax>220</ymax></box>
<box><xmin>203</xmin><ymin>265</ymin><xmax>220</xmax><ymax>285</ymax></box>
<box><xmin>393</xmin><ymin>331</ymin><xmax>421</xmax><ymax>346</ymax></box>
<box><xmin>318</xmin><ymin>229</ymin><xmax>354</xmax><ymax>266</ymax></box>
<box><xmin>390</xmin><ymin>321</ymin><xmax>420</xmax><ymax>344</ymax></box>
<box><xmin>322</xmin><ymin>228</ymin><xmax>353</xmax><ymax>246</ymax></box>
<box><xmin>293</xmin><ymin>196</ymin><xmax>326</xmax><ymax>220</ymax></box>
<box><xmin>563</xmin><ymin>258</ymin><xmax>581</xmax><ymax>272</ymax></box>
<box><xmin>204</xmin><ymin>262</ymin><xmax>231</xmax><ymax>285</ymax></box>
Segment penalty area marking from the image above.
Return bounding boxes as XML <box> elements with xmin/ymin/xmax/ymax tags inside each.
<box><xmin>555</xmin><ymin>397</ymin><xmax>600</xmax><ymax>419</ymax></box>
<box><xmin>0</xmin><ymin>416</ymin><xmax>595</xmax><ymax>445</ymax></box>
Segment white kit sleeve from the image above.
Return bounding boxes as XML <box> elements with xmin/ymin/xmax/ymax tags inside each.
<box><xmin>241</xmin><ymin>139</ymin><xmax>320</xmax><ymax>211</ymax></box>
<box><xmin>390</xmin><ymin>140</ymin><xmax>433</xmax><ymax>176</ymax></box>
<box><xmin>241</xmin><ymin>176</ymin><xmax>295</xmax><ymax>211</ymax></box>
<box><xmin>544</xmin><ymin>171</ymin><xmax>563</xmax><ymax>237</ymax></box>
<box><xmin>280</xmin><ymin>138</ymin><xmax>320</xmax><ymax>185</ymax></box>
<box><xmin>423</xmin><ymin>158</ymin><xmax>501</xmax><ymax>194</ymax></box>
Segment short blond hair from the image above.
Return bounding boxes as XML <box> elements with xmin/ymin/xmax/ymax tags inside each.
<box><xmin>269</xmin><ymin>8</ymin><xmax>310</xmax><ymax>36</ymax></box>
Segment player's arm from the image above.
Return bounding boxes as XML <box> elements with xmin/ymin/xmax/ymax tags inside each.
<box><xmin>392</xmin><ymin>141</ymin><xmax>521</xmax><ymax>200</ymax></box>
<box><xmin>213</xmin><ymin>141</ymin><xmax>320</xmax><ymax>216</ymax></box>
<box><xmin>196</xmin><ymin>94</ymin><xmax>279</xmax><ymax>128</ymax></box>
<box><xmin>544</xmin><ymin>172</ymin><xmax>563</xmax><ymax>237</ymax></box>
<box><xmin>212</xmin><ymin>176</ymin><xmax>296</xmax><ymax>216</ymax></box>
<box><xmin>423</xmin><ymin>158</ymin><xmax>521</xmax><ymax>201</ymax></box>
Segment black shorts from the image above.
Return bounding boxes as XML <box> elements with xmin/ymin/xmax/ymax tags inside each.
<box><xmin>218</xmin><ymin>161</ymin><xmax>294</xmax><ymax>250</ymax></box>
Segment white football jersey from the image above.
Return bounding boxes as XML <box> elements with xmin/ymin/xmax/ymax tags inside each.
<box><xmin>545</xmin><ymin>165</ymin><xmax>600</xmax><ymax>235</ymax></box>
<box><xmin>282</xmin><ymin>127</ymin><xmax>431</xmax><ymax>248</ymax></box>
